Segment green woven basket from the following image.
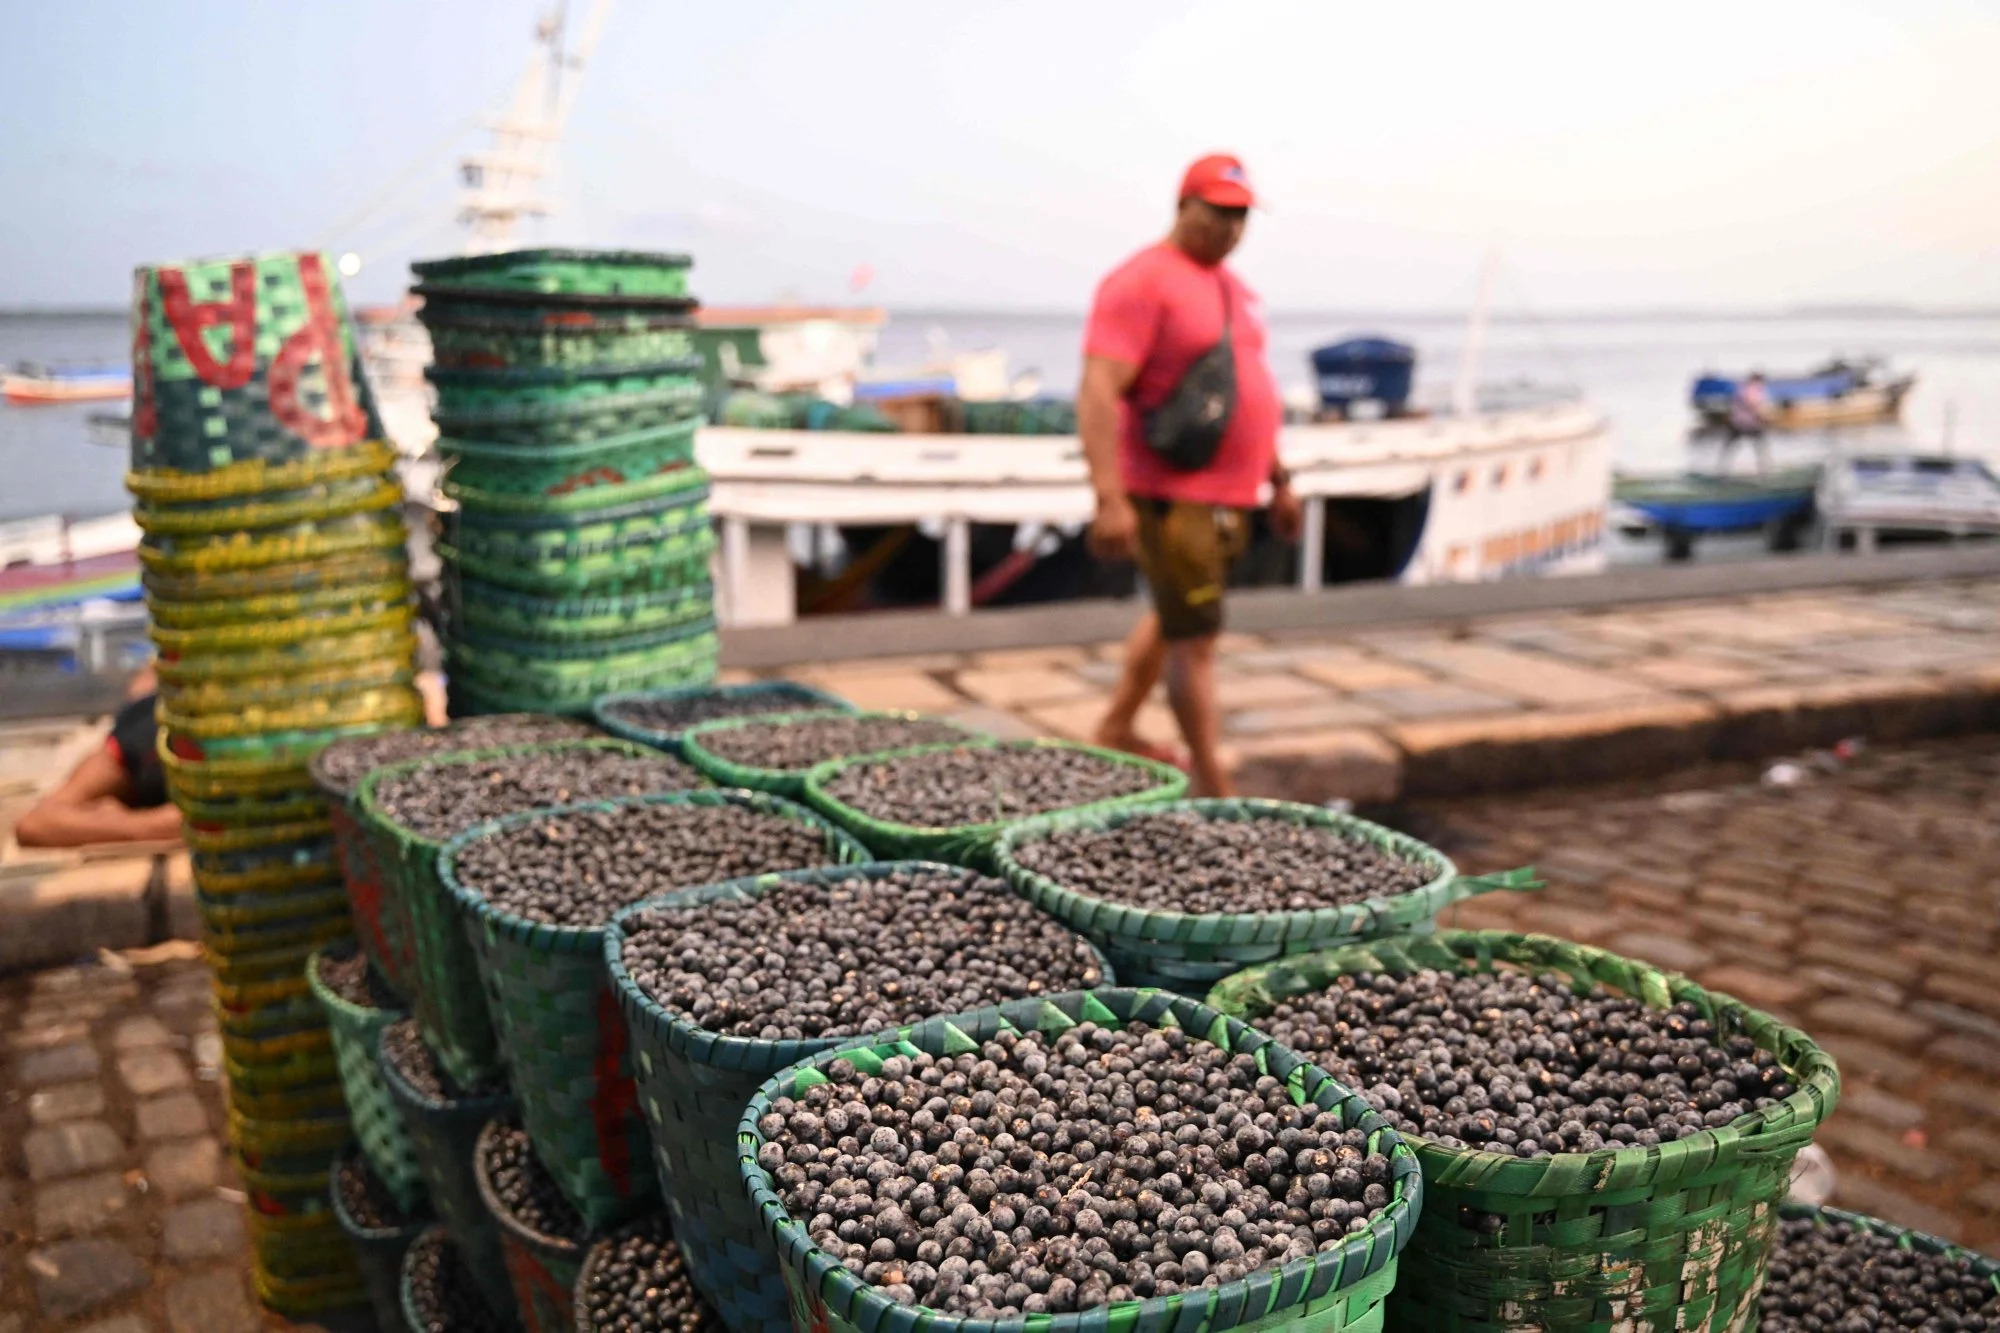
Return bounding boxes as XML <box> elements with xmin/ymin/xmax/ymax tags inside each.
<box><xmin>449</xmin><ymin>573</ymin><xmax>715</xmax><ymax>646</ymax></box>
<box><xmin>801</xmin><ymin>738</ymin><xmax>1188</xmax><ymax>868</ymax></box>
<box><xmin>128</xmin><ymin>437</ymin><xmax>399</xmax><ymax>504</ymax></box>
<box><xmin>438</xmin><ymin>531</ymin><xmax>716</xmax><ymax>598</ymax></box>
<box><xmin>446</xmin><ymin>632</ymin><xmax>721</xmax><ymax>716</ymax></box>
<box><xmin>994</xmin><ymin>799</ymin><xmax>1541</xmax><ymax>995</ymax></box>
<box><xmin>440</xmin><ymin>790</ymin><xmax>868</xmax><ymax>1230</ymax></box>
<box><xmin>441</xmin><ymin>418</ymin><xmax>700</xmax><ymax>500</ymax></box>
<box><xmin>1206</xmin><ymin>931</ymin><xmax>1842</xmax><ymax>1332</ymax></box>
<box><xmin>605</xmin><ymin>863</ymin><xmax>1115</xmax><ymax>1333</ymax></box>
<box><xmin>434</xmin><ymin>380</ymin><xmax>706</xmax><ymax>447</ymax></box>
<box><xmin>427</xmin><ymin>358</ymin><xmax>706</xmax><ymax>416</ymax></box>
<box><xmin>593</xmin><ymin>681</ymin><xmax>855</xmax><ymax>757</ymax></box>
<box><xmin>680</xmin><ymin>710</ymin><xmax>989</xmax><ymax>799</ymax></box>
<box><xmin>740</xmin><ymin>987</ymin><xmax>1423</xmax><ymax>1333</ymax></box>
<box><xmin>412</xmin><ymin>248</ymin><xmax>693</xmax><ymax>298</ymax></box>
<box><xmin>447</xmin><ymin>461</ymin><xmax>708</xmax><ymax>522</ymax></box>
<box><xmin>200</xmin><ymin>882</ymin><xmax>351</xmax><ymax>933</ymax></box>
<box><xmin>377</xmin><ymin>1032</ymin><xmax>521</xmax><ymax>1322</ymax></box>
<box><xmin>425</xmin><ymin>303</ymin><xmax>697</xmax><ymax>373</ymax></box>
<box><xmin>1767</xmin><ymin>1202</ymin><xmax>2000</xmax><ymax>1320</ymax></box>
<box><xmin>474</xmin><ymin>1118</ymin><xmax>592</xmax><ymax>1333</ymax></box>
<box><xmin>331</xmin><ymin>1143</ymin><xmax>428</xmax><ymax>1333</ymax></box>
<box><xmin>357</xmin><ymin>738</ymin><xmax>707</xmax><ymax>1086</ymax></box>
<box><xmin>308</xmin><ymin>946</ymin><xmax>424</xmax><ymax>1211</ymax></box>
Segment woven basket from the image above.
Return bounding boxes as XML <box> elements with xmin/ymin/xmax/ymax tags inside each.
<box><xmin>605</xmin><ymin>862</ymin><xmax>1115</xmax><ymax>1333</ymax></box>
<box><xmin>309</xmin><ymin>946</ymin><xmax>424</xmax><ymax>1211</ymax></box>
<box><xmin>571</xmin><ymin>1217</ymin><xmax>699</xmax><ymax>1333</ymax></box>
<box><xmin>331</xmin><ymin>1143</ymin><xmax>429</xmax><ymax>1333</ymax></box>
<box><xmin>995</xmin><ymin>799</ymin><xmax>1540</xmax><ymax>995</ymax></box>
<box><xmin>475</xmin><ymin>1119</ymin><xmax>592</xmax><ymax>1333</ymax></box>
<box><xmin>135</xmin><ymin>474</ymin><xmax>402</xmax><ymax>537</ymax></box>
<box><xmin>1768</xmin><ymin>1202</ymin><xmax>2000</xmax><ymax>1318</ymax></box>
<box><xmin>681</xmin><ymin>710</ymin><xmax>988</xmax><ymax>799</ymax></box>
<box><xmin>399</xmin><ymin>1225</ymin><xmax>519</xmax><ymax>1333</ymax></box>
<box><xmin>412</xmin><ymin>248</ymin><xmax>693</xmax><ymax>298</ymax></box>
<box><xmin>1206</xmin><ymin>931</ymin><xmax>1842</xmax><ymax>1331</ymax></box>
<box><xmin>440</xmin><ymin>790</ymin><xmax>868</xmax><ymax>1229</ymax></box>
<box><xmin>592</xmin><ymin>681</ymin><xmax>853</xmax><ymax>757</ymax></box>
<box><xmin>441</xmin><ymin>418</ymin><xmax>699</xmax><ymax>500</ymax></box>
<box><xmin>741</xmin><ymin>987</ymin><xmax>1422</xmax><ymax>1333</ymax></box>
<box><xmin>449</xmin><ymin>574</ymin><xmax>715</xmax><ymax>646</ymax></box>
<box><xmin>378</xmin><ymin>1028</ymin><xmax>520</xmax><ymax>1318</ymax></box>
<box><xmin>445</xmin><ymin>633</ymin><xmax>720</xmax><ymax>717</ymax></box>
<box><xmin>136</xmin><ymin>508</ymin><xmax>406</xmax><ymax>576</ymax></box>
<box><xmin>801</xmin><ymin>738</ymin><xmax>1187</xmax><ymax>868</ymax></box>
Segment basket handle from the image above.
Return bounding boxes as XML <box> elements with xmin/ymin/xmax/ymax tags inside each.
<box><xmin>1442</xmin><ymin>865</ymin><xmax>1543</xmax><ymax>906</ymax></box>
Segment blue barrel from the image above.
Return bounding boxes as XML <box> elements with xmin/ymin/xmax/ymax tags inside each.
<box><xmin>1312</xmin><ymin>336</ymin><xmax>1416</xmax><ymax>414</ymax></box>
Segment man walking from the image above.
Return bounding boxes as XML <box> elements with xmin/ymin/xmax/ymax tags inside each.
<box><xmin>1081</xmin><ymin>154</ymin><xmax>1299</xmax><ymax>797</ymax></box>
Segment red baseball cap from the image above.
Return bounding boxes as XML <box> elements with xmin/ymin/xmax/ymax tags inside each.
<box><xmin>1179</xmin><ymin>154</ymin><xmax>1256</xmax><ymax>209</ymax></box>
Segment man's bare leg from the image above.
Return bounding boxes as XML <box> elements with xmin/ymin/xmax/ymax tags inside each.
<box><xmin>1163</xmin><ymin>633</ymin><xmax>1232</xmax><ymax>797</ymax></box>
<box><xmin>1095</xmin><ymin>611</ymin><xmax>1167</xmax><ymax>751</ymax></box>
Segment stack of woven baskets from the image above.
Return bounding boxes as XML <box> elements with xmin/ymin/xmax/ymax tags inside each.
<box><xmin>416</xmin><ymin>248</ymin><xmax>718</xmax><ymax>717</ymax></box>
<box><xmin>127</xmin><ymin>248</ymin><xmax>425</xmax><ymax>1314</ymax></box>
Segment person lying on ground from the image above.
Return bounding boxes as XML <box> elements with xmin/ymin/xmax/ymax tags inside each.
<box><xmin>15</xmin><ymin>680</ymin><xmax>181</xmax><ymax>849</ymax></box>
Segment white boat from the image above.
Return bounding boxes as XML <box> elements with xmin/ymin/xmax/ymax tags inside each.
<box><xmin>1819</xmin><ymin>453</ymin><xmax>2000</xmax><ymax>551</ymax></box>
<box><xmin>701</xmin><ymin>397</ymin><xmax>1612</xmax><ymax>626</ymax></box>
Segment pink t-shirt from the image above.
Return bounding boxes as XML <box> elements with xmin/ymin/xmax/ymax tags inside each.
<box><xmin>1084</xmin><ymin>242</ymin><xmax>1282</xmax><ymax>508</ymax></box>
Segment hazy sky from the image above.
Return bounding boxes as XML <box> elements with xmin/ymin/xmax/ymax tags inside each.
<box><xmin>4</xmin><ymin>0</ymin><xmax>1997</xmax><ymax>312</ymax></box>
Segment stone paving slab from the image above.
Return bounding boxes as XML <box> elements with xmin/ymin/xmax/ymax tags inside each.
<box><xmin>0</xmin><ymin>950</ymin><xmax>360</xmax><ymax>1333</ymax></box>
<box><xmin>1401</xmin><ymin>734</ymin><xmax>2000</xmax><ymax>1253</ymax></box>
<box><xmin>755</xmin><ymin>575</ymin><xmax>2000</xmax><ymax>801</ymax></box>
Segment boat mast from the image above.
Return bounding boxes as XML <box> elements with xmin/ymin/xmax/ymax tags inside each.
<box><xmin>1451</xmin><ymin>242</ymin><xmax>1499</xmax><ymax>417</ymax></box>
<box><xmin>456</xmin><ymin>0</ymin><xmax>614</xmax><ymax>254</ymax></box>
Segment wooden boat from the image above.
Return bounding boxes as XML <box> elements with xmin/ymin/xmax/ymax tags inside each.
<box><xmin>1690</xmin><ymin>358</ymin><xmax>1913</xmax><ymax>430</ymax></box>
<box><xmin>2</xmin><ymin>363</ymin><xmax>132</xmax><ymax>405</ymax></box>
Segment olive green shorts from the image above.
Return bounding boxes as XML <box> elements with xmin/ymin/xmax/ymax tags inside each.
<box><xmin>1133</xmin><ymin>498</ymin><xmax>1248</xmax><ymax>641</ymax></box>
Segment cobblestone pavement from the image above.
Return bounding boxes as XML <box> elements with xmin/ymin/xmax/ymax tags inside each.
<box><xmin>1412</xmin><ymin>733</ymin><xmax>2000</xmax><ymax>1252</ymax></box>
<box><xmin>0</xmin><ymin>948</ymin><xmax>360</xmax><ymax>1333</ymax></box>
<box><xmin>750</xmin><ymin>575</ymin><xmax>2000</xmax><ymax>801</ymax></box>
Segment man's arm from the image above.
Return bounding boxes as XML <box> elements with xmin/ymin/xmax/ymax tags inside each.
<box><xmin>14</xmin><ymin>748</ymin><xmax>183</xmax><ymax>849</ymax></box>
<box><xmin>1081</xmin><ymin>354</ymin><xmax>1142</xmax><ymax>561</ymax></box>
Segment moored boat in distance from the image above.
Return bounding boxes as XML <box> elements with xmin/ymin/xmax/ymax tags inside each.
<box><xmin>1613</xmin><ymin>466</ymin><xmax>1819</xmax><ymax>560</ymax></box>
<box><xmin>1</xmin><ymin>362</ymin><xmax>133</xmax><ymax>406</ymax></box>
<box><xmin>1819</xmin><ymin>453</ymin><xmax>2000</xmax><ymax>551</ymax></box>
<box><xmin>1690</xmin><ymin>357</ymin><xmax>1914</xmax><ymax>431</ymax></box>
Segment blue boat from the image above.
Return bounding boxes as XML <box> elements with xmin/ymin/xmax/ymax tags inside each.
<box><xmin>1690</xmin><ymin>357</ymin><xmax>1913</xmax><ymax>430</ymax></box>
<box><xmin>1614</xmin><ymin>467</ymin><xmax>1821</xmax><ymax>559</ymax></box>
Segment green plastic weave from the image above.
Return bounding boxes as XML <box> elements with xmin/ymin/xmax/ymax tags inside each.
<box><xmin>605</xmin><ymin>864</ymin><xmax>1114</xmax><ymax>1333</ymax></box>
<box><xmin>592</xmin><ymin>681</ymin><xmax>854</xmax><ymax>757</ymax></box>
<box><xmin>308</xmin><ymin>946</ymin><xmax>424</xmax><ymax>1211</ymax></box>
<box><xmin>377</xmin><ymin>1033</ymin><xmax>520</xmax><ymax>1321</ymax></box>
<box><xmin>681</xmin><ymin>710</ymin><xmax>988</xmax><ymax>798</ymax></box>
<box><xmin>446</xmin><ymin>635</ymin><xmax>720</xmax><ymax>715</ymax></box>
<box><xmin>439</xmin><ymin>790</ymin><xmax>867</xmax><ymax>1229</ymax></box>
<box><xmin>801</xmin><ymin>738</ymin><xmax>1188</xmax><ymax>868</ymax></box>
<box><xmin>412</xmin><ymin>248</ymin><xmax>693</xmax><ymax>298</ymax></box>
<box><xmin>425</xmin><ymin>308</ymin><xmax>695</xmax><ymax>373</ymax></box>
<box><xmin>449</xmin><ymin>574</ymin><xmax>715</xmax><ymax>646</ymax></box>
<box><xmin>474</xmin><ymin>1119</ymin><xmax>590</xmax><ymax>1333</ymax></box>
<box><xmin>995</xmin><ymin>799</ymin><xmax>1540</xmax><ymax>995</ymax></box>
<box><xmin>1206</xmin><ymin>931</ymin><xmax>1842</xmax><ymax>1332</ymax></box>
<box><xmin>740</xmin><ymin>987</ymin><xmax>1422</xmax><ymax>1333</ymax></box>
<box><xmin>356</xmin><ymin>737</ymin><xmax>695</xmax><ymax>1087</ymax></box>
<box><xmin>440</xmin><ymin>418</ymin><xmax>699</xmax><ymax>500</ymax></box>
